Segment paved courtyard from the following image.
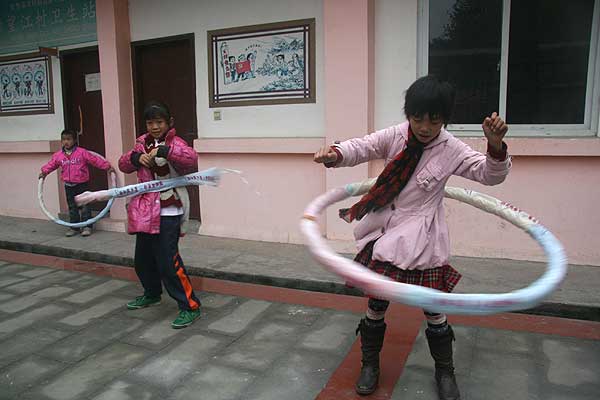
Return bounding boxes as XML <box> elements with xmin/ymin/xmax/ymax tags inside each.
<box><xmin>0</xmin><ymin>256</ymin><xmax>599</xmax><ymax>400</ymax></box>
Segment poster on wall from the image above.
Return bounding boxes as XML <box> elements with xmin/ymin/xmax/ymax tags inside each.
<box><xmin>208</xmin><ymin>18</ymin><xmax>315</xmax><ymax>107</ymax></box>
<box><xmin>0</xmin><ymin>53</ymin><xmax>53</xmax><ymax>116</ymax></box>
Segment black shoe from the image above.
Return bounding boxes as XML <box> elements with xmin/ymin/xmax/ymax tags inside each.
<box><xmin>426</xmin><ymin>325</ymin><xmax>461</xmax><ymax>400</ymax></box>
<box><xmin>354</xmin><ymin>318</ymin><xmax>387</xmax><ymax>395</ymax></box>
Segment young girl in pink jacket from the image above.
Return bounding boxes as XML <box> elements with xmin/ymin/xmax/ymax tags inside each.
<box><xmin>39</xmin><ymin>129</ymin><xmax>114</xmax><ymax>237</ymax></box>
<box><xmin>314</xmin><ymin>75</ymin><xmax>511</xmax><ymax>399</ymax></box>
<box><xmin>119</xmin><ymin>101</ymin><xmax>201</xmax><ymax>329</ymax></box>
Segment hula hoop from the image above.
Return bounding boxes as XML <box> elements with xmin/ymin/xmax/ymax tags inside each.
<box><xmin>300</xmin><ymin>178</ymin><xmax>568</xmax><ymax>315</ymax></box>
<box><xmin>38</xmin><ymin>153</ymin><xmax>118</xmax><ymax>229</ymax></box>
<box><xmin>74</xmin><ymin>167</ymin><xmax>235</xmax><ymax>206</ymax></box>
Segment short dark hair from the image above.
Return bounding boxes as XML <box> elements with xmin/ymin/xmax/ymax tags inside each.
<box><xmin>143</xmin><ymin>101</ymin><xmax>171</xmax><ymax>121</ymax></box>
<box><xmin>404</xmin><ymin>75</ymin><xmax>455</xmax><ymax>125</ymax></box>
<box><xmin>60</xmin><ymin>129</ymin><xmax>77</xmax><ymax>140</ymax></box>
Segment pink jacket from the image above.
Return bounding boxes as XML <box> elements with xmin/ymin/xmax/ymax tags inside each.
<box><xmin>333</xmin><ymin>121</ymin><xmax>511</xmax><ymax>270</ymax></box>
<box><xmin>118</xmin><ymin>128</ymin><xmax>198</xmax><ymax>234</ymax></box>
<box><xmin>41</xmin><ymin>146</ymin><xmax>111</xmax><ymax>184</ymax></box>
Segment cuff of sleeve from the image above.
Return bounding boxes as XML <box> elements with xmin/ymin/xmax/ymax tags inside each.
<box><xmin>157</xmin><ymin>145</ymin><xmax>170</xmax><ymax>159</ymax></box>
<box><xmin>324</xmin><ymin>146</ymin><xmax>343</xmax><ymax>168</ymax></box>
<box><xmin>130</xmin><ymin>152</ymin><xmax>142</xmax><ymax>168</ymax></box>
<box><xmin>487</xmin><ymin>141</ymin><xmax>508</xmax><ymax>161</ymax></box>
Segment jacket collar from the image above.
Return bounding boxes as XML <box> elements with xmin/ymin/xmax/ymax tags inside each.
<box><xmin>62</xmin><ymin>144</ymin><xmax>78</xmax><ymax>154</ymax></box>
<box><xmin>400</xmin><ymin>121</ymin><xmax>450</xmax><ymax>149</ymax></box>
<box><xmin>138</xmin><ymin>128</ymin><xmax>177</xmax><ymax>145</ymax></box>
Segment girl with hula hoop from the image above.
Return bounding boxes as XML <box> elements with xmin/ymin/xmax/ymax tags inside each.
<box><xmin>313</xmin><ymin>75</ymin><xmax>511</xmax><ymax>399</ymax></box>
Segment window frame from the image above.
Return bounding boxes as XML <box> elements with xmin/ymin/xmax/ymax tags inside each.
<box><xmin>417</xmin><ymin>0</ymin><xmax>600</xmax><ymax>137</ymax></box>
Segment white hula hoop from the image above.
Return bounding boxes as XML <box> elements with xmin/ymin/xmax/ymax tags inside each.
<box><xmin>38</xmin><ymin>153</ymin><xmax>118</xmax><ymax>229</ymax></box>
<box><xmin>300</xmin><ymin>178</ymin><xmax>568</xmax><ymax>315</ymax></box>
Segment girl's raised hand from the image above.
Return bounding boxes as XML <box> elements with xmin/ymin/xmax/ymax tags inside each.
<box><xmin>313</xmin><ymin>146</ymin><xmax>338</xmax><ymax>164</ymax></box>
<box><xmin>482</xmin><ymin>112</ymin><xmax>508</xmax><ymax>151</ymax></box>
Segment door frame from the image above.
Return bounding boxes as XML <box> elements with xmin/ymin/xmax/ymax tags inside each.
<box><xmin>131</xmin><ymin>33</ymin><xmax>197</xmax><ymax>135</ymax></box>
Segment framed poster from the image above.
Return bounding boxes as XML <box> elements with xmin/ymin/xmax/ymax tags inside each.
<box><xmin>208</xmin><ymin>18</ymin><xmax>315</xmax><ymax>107</ymax></box>
<box><xmin>0</xmin><ymin>52</ymin><xmax>54</xmax><ymax>116</ymax></box>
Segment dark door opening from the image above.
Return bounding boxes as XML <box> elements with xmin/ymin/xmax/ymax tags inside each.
<box><xmin>60</xmin><ymin>47</ymin><xmax>108</xmax><ymax>212</ymax></box>
<box><xmin>132</xmin><ymin>34</ymin><xmax>200</xmax><ymax>221</ymax></box>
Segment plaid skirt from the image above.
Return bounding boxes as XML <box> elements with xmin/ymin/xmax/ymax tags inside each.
<box><xmin>354</xmin><ymin>240</ymin><xmax>462</xmax><ymax>293</ymax></box>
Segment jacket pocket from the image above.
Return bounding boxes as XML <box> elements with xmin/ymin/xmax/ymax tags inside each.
<box><xmin>415</xmin><ymin>162</ymin><xmax>444</xmax><ymax>192</ymax></box>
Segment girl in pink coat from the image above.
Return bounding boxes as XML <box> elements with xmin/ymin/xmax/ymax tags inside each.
<box><xmin>314</xmin><ymin>76</ymin><xmax>511</xmax><ymax>399</ymax></box>
<box><xmin>119</xmin><ymin>101</ymin><xmax>201</xmax><ymax>329</ymax></box>
<box><xmin>39</xmin><ymin>129</ymin><xmax>114</xmax><ymax>237</ymax></box>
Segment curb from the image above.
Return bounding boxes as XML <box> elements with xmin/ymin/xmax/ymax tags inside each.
<box><xmin>1</xmin><ymin>240</ymin><xmax>598</xmax><ymax>322</ymax></box>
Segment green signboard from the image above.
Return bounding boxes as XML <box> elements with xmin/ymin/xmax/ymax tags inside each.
<box><xmin>0</xmin><ymin>0</ymin><xmax>97</xmax><ymax>56</ymax></box>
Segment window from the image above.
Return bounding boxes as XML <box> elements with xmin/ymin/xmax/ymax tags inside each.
<box><xmin>419</xmin><ymin>0</ymin><xmax>600</xmax><ymax>136</ymax></box>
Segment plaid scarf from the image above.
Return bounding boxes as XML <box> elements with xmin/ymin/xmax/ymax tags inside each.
<box><xmin>339</xmin><ymin>128</ymin><xmax>425</xmax><ymax>223</ymax></box>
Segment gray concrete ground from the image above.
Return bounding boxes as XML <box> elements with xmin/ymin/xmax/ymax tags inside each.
<box><xmin>1</xmin><ymin>261</ymin><xmax>599</xmax><ymax>400</ymax></box>
<box><xmin>394</xmin><ymin>325</ymin><xmax>600</xmax><ymax>400</ymax></box>
<box><xmin>0</xmin><ymin>262</ymin><xmax>359</xmax><ymax>400</ymax></box>
<box><xmin>0</xmin><ymin>215</ymin><xmax>598</xmax><ymax>320</ymax></box>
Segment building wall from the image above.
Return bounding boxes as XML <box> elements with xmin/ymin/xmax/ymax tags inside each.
<box><xmin>0</xmin><ymin>142</ymin><xmax>62</xmax><ymax>219</ymax></box>
<box><xmin>1</xmin><ymin>0</ymin><xmax>598</xmax><ymax>267</ymax></box>
<box><xmin>129</xmin><ymin>0</ymin><xmax>325</xmax><ymax>138</ymax></box>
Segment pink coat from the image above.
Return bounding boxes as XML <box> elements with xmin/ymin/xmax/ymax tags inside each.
<box><xmin>118</xmin><ymin>128</ymin><xmax>198</xmax><ymax>234</ymax></box>
<box><xmin>333</xmin><ymin>121</ymin><xmax>511</xmax><ymax>270</ymax></box>
<box><xmin>41</xmin><ymin>146</ymin><xmax>111</xmax><ymax>184</ymax></box>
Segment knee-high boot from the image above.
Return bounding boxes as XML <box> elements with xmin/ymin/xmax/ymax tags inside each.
<box><xmin>355</xmin><ymin>318</ymin><xmax>387</xmax><ymax>395</ymax></box>
<box><xmin>426</xmin><ymin>325</ymin><xmax>461</xmax><ymax>400</ymax></box>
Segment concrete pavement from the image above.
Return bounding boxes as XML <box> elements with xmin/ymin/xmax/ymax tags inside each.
<box><xmin>0</xmin><ymin>257</ymin><xmax>598</xmax><ymax>400</ymax></box>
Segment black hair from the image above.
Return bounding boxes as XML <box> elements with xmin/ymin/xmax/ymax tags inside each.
<box><xmin>143</xmin><ymin>101</ymin><xmax>171</xmax><ymax>121</ymax></box>
<box><xmin>60</xmin><ymin>129</ymin><xmax>77</xmax><ymax>140</ymax></box>
<box><xmin>404</xmin><ymin>75</ymin><xmax>455</xmax><ymax>126</ymax></box>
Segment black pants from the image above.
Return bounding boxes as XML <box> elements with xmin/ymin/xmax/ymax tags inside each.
<box><xmin>134</xmin><ymin>216</ymin><xmax>200</xmax><ymax>311</ymax></box>
<box><xmin>65</xmin><ymin>183</ymin><xmax>91</xmax><ymax>230</ymax></box>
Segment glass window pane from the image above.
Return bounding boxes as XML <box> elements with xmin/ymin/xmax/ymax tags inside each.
<box><xmin>429</xmin><ymin>0</ymin><xmax>503</xmax><ymax>123</ymax></box>
<box><xmin>506</xmin><ymin>0</ymin><xmax>595</xmax><ymax>124</ymax></box>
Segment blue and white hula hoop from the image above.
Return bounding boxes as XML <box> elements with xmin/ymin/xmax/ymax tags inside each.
<box><xmin>73</xmin><ymin>167</ymin><xmax>230</xmax><ymax>206</ymax></box>
<box><xmin>300</xmin><ymin>178</ymin><xmax>568</xmax><ymax>315</ymax></box>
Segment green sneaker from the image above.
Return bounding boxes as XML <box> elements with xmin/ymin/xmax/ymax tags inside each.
<box><xmin>171</xmin><ymin>308</ymin><xmax>201</xmax><ymax>329</ymax></box>
<box><xmin>126</xmin><ymin>295</ymin><xmax>161</xmax><ymax>310</ymax></box>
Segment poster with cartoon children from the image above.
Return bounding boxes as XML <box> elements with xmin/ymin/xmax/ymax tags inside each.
<box><xmin>210</xmin><ymin>19</ymin><xmax>314</xmax><ymax>106</ymax></box>
<box><xmin>0</xmin><ymin>55</ymin><xmax>53</xmax><ymax>115</ymax></box>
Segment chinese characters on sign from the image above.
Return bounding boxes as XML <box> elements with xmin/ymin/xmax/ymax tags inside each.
<box><xmin>0</xmin><ymin>0</ymin><xmax>97</xmax><ymax>55</ymax></box>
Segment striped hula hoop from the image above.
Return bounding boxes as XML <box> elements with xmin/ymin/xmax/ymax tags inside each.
<box><xmin>73</xmin><ymin>167</ymin><xmax>231</xmax><ymax>207</ymax></box>
<box><xmin>300</xmin><ymin>178</ymin><xmax>568</xmax><ymax>315</ymax></box>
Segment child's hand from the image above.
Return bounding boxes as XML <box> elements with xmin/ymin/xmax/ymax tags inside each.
<box><xmin>313</xmin><ymin>146</ymin><xmax>338</xmax><ymax>164</ymax></box>
<box><xmin>139</xmin><ymin>153</ymin><xmax>156</xmax><ymax>168</ymax></box>
<box><xmin>148</xmin><ymin>148</ymin><xmax>159</xmax><ymax>158</ymax></box>
<box><xmin>38</xmin><ymin>172</ymin><xmax>47</xmax><ymax>179</ymax></box>
<box><xmin>482</xmin><ymin>112</ymin><xmax>508</xmax><ymax>151</ymax></box>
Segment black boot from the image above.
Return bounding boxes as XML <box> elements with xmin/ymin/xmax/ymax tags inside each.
<box><xmin>355</xmin><ymin>318</ymin><xmax>386</xmax><ymax>395</ymax></box>
<box><xmin>426</xmin><ymin>325</ymin><xmax>461</xmax><ymax>400</ymax></box>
